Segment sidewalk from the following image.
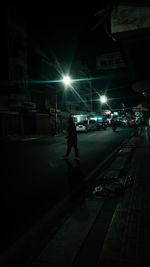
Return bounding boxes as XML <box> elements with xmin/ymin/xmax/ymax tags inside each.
<box><xmin>28</xmin><ymin>126</ymin><xmax>150</xmax><ymax>267</ymax></box>
<box><xmin>97</xmin><ymin>126</ymin><xmax>150</xmax><ymax>267</ymax></box>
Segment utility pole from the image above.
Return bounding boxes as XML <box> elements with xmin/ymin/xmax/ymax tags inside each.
<box><xmin>55</xmin><ymin>89</ymin><xmax>58</xmax><ymax>135</ymax></box>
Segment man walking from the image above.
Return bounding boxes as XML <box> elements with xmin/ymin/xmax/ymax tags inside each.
<box><xmin>62</xmin><ymin>117</ymin><xmax>79</xmax><ymax>160</ymax></box>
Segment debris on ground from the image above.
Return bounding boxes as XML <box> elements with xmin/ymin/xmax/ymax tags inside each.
<box><xmin>92</xmin><ymin>182</ymin><xmax>124</xmax><ymax>198</ymax></box>
<box><xmin>91</xmin><ymin>175</ymin><xmax>136</xmax><ymax>198</ymax></box>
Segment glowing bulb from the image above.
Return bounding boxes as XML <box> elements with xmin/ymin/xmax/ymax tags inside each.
<box><xmin>100</xmin><ymin>95</ymin><xmax>107</xmax><ymax>103</ymax></box>
<box><xmin>63</xmin><ymin>76</ymin><xmax>72</xmax><ymax>85</ymax></box>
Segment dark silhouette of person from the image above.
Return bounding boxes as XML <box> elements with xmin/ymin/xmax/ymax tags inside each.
<box><xmin>62</xmin><ymin>117</ymin><xmax>79</xmax><ymax>160</ymax></box>
<box><xmin>111</xmin><ymin>116</ymin><xmax>118</xmax><ymax>131</ymax></box>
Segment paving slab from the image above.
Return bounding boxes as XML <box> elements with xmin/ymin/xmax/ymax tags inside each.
<box><xmin>30</xmin><ymin>198</ymin><xmax>105</xmax><ymax>267</ymax></box>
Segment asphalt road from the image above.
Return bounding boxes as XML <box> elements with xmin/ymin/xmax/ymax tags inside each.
<box><xmin>1</xmin><ymin>127</ymin><xmax>132</xmax><ymax>253</ymax></box>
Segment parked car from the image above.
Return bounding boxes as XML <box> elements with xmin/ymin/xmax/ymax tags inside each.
<box><xmin>76</xmin><ymin>122</ymin><xmax>87</xmax><ymax>132</ymax></box>
<box><xmin>86</xmin><ymin>120</ymin><xmax>97</xmax><ymax>131</ymax></box>
<box><xmin>79</xmin><ymin>120</ymin><xmax>97</xmax><ymax>131</ymax></box>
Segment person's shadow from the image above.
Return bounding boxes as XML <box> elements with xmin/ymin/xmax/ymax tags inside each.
<box><xmin>64</xmin><ymin>159</ymin><xmax>86</xmax><ymax>209</ymax></box>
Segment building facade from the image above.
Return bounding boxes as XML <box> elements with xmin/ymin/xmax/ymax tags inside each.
<box><xmin>0</xmin><ymin>3</ymin><xmax>94</xmax><ymax>136</ymax></box>
<box><xmin>0</xmin><ymin>3</ymin><xmax>29</xmax><ymax>111</ymax></box>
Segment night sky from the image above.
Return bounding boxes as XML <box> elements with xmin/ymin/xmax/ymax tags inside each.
<box><xmin>7</xmin><ymin>1</ymin><xmax>145</xmax><ymax>108</ymax></box>
<box><xmin>14</xmin><ymin>2</ymin><xmax>111</xmax><ymax>63</ymax></box>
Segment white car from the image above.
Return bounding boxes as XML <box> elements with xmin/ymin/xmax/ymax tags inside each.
<box><xmin>76</xmin><ymin>122</ymin><xmax>87</xmax><ymax>132</ymax></box>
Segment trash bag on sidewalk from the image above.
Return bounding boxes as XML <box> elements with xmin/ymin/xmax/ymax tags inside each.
<box><xmin>91</xmin><ymin>174</ymin><xmax>135</xmax><ymax>198</ymax></box>
<box><xmin>92</xmin><ymin>181</ymin><xmax>125</xmax><ymax>198</ymax></box>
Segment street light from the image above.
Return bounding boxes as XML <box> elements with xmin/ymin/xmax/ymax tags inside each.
<box><xmin>100</xmin><ymin>95</ymin><xmax>107</xmax><ymax>103</ymax></box>
<box><xmin>62</xmin><ymin>75</ymin><xmax>72</xmax><ymax>114</ymax></box>
<box><xmin>54</xmin><ymin>75</ymin><xmax>72</xmax><ymax>134</ymax></box>
<box><xmin>62</xmin><ymin>75</ymin><xmax>72</xmax><ymax>86</ymax></box>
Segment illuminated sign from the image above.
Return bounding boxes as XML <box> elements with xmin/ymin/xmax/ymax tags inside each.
<box><xmin>111</xmin><ymin>5</ymin><xmax>150</xmax><ymax>35</ymax></box>
<box><xmin>97</xmin><ymin>52</ymin><xmax>126</xmax><ymax>70</ymax></box>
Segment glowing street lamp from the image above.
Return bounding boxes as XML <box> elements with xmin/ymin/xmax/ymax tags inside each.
<box><xmin>62</xmin><ymin>75</ymin><xmax>72</xmax><ymax>86</ymax></box>
<box><xmin>100</xmin><ymin>95</ymin><xmax>107</xmax><ymax>103</ymax></box>
<box><xmin>55</xmin><ymin>75</ymin><xmax>72</xmax><ymax>135</ymax></box>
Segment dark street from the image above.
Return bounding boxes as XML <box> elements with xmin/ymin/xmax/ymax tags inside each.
<box><xmin>1</xmin><ymin>1</ymin><xmax>150</xmax><ymax>266</ymax></box>
<box><xmin>1</xmin><ymin>127</ymin><xmax>132</xmax><ymax>252</ymax></box>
